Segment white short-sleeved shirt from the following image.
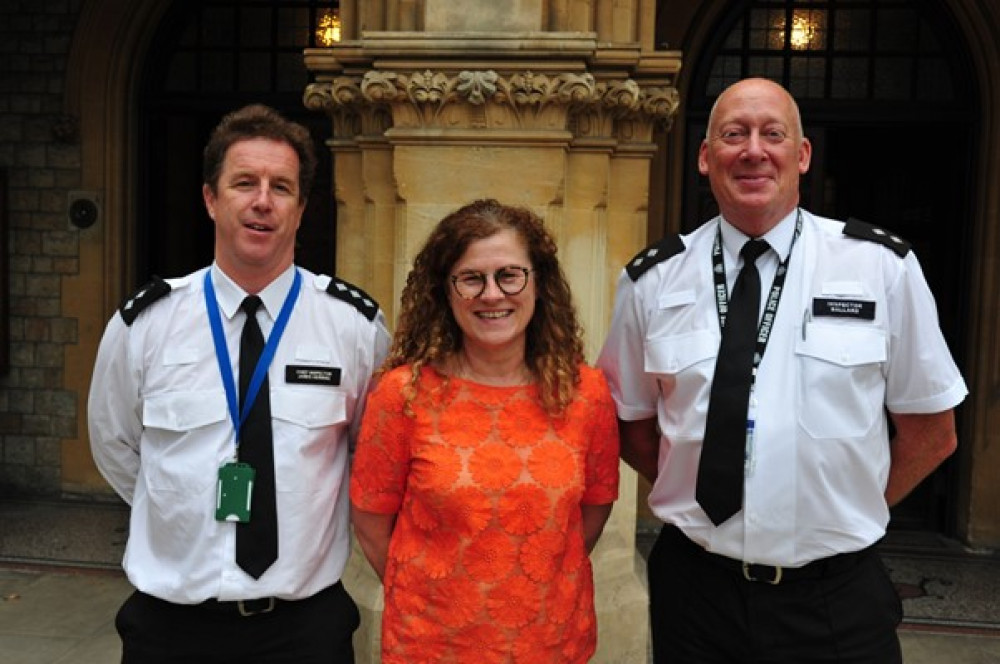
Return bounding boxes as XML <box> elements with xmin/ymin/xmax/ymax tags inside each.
<box><xmin>88</xmin><ymin>263</ymin><xmax>390</xmax><ymax>603</ymax></box>
<box><xmin>597</xmin><ymin>209</ymin><xmax>967</xmax><ymax>567</ymax></box>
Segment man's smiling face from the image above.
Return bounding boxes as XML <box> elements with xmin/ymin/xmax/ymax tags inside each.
<box><xmin>203</xmin><ymin>137</ymin><xmax>304</xmax><ymax>290</ymax></box>
<box><xmin>699</xmin><ymin>78</ymin><xmax>812</xmax><ymax>237</ymax></box>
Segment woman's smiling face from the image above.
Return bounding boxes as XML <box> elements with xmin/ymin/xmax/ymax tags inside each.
<box><xmin>447</xmin><ymin>228</ymin><xmax>536</xmax><ymax>359</ymax></box>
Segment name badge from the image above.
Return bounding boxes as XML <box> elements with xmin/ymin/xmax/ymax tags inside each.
<box><xmin>812</xmin><ymin>298</ymin><xmax>876</xmax><ymax>320</ymax></box>
<box><xmin>285</xmin><ymin>365</ymin><xmax>341</xmax><ymax>386</ymax></box>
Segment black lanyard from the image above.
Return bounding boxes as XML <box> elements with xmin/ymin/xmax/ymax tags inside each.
<box><xmin>711</xmin><ymin>209</ymin><xmax>802</xmax><ymax>376</ymax></box>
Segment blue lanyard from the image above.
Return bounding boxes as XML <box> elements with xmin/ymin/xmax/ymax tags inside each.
<box><xmin>204</xmin><ymin>269</ymin><xmax>301</xmax><ymax>451</ymax></box>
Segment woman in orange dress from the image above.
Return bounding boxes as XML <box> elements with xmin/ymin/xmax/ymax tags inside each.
<box><xmin>350</xmin><ymin>199</ymin><xmax>620</xmax><ymax>664</ymax></box>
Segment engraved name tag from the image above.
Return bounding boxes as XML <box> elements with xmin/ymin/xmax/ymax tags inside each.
<box><xmin>285</xmin><ymin>365</ymin><xmax>341</xmax><ymax>386</ymax></box>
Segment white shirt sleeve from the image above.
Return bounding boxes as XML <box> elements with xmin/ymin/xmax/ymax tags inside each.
<box><xmin>348</xmin><ymin>308</ymin><xmax>391</xmax><ymax>447</ymax></box>
<box><xmin>87</xmin><ymin>313</ymin><xmax>143</xmax><ymax>504</ymax></box>
<box><xmin>884</xmin><ymin>252</ymin><xmax>968</xmax><ymax>414</ymax></box>
<box><xmin>597</xmin><ymin>270</ymin><xmax>661</xmax><ymax>421</ymax></box>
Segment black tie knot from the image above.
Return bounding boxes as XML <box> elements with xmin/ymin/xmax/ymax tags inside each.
<box><xmin>741</xmin><ymin>239</ymin><xmax>770</xmax><ymax>264</ymax></box>
<box><xmin>241</xmin><ymin>295</ymin><xmax>263</xmax><ymax>316</ymax></box>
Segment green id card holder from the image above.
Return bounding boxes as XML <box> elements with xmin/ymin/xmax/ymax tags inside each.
<box><xmin>216</xmin><ymin>462</ymin><xmax>255</xmax><ymax>523</ymax></box>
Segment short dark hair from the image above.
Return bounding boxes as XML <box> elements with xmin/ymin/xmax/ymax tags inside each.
<box><xmin>202</xmin><ymin>104</ymin><xmax>317</xmax><ymax>202</ymax></box>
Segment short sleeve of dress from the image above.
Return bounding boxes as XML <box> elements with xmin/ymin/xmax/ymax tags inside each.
<box><xmin>350</xmin><ymin>366</ymin><xmax>414</xmax><ymax>514</ymax></box>
<box><xmin>579</xmin><ymin>366</ymin><xmax>620</xmax><ymax>506</ymax></box>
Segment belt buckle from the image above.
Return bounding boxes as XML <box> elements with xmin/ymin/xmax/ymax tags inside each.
<box><xmin>742</xmin><ymin>561</ymin><xmax>783</xmax><ymax>585</ymax></box>
<box><xmin>237</xmin><ymin>597</ymin><xmax>276</xmax><ymax>616</ymax></box>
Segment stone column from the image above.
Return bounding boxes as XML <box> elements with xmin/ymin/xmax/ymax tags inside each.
<box><xmin>304</xmin><ymin>2</ymin><xmax>681</xmax><ymax>661</ymax></box>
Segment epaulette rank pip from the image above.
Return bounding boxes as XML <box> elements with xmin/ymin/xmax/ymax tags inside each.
<box><xmin>119</xmin><ymin>276</ymin><xmax>171</xmax><ymax>326</ymax></box>
<box><xmin>843</xmin><ymin>218</ymin><xmax>911</xmax><ymax>258</ymax></box>
<box><xmin>326</xmin><ymin>277</ymin><xmax>379</xmax><ymax>322</ymax></box>
<box><xmin>625</xmin><ymin>234</ymin><xmax>686</xmax><ymax>282</ymax></box>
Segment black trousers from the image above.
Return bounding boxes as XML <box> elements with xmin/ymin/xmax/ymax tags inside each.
<box><xmin>116</xmin><ymin>582</ymin><xmax>360</xmax><ymax>664</ymax></box>
<box><xmin>648</xmin><ymin>525</ymin><xmax>903</xmax><ymax>664</ymax></box>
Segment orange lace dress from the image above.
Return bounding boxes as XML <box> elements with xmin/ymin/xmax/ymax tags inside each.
<box><xmin>350</xmin><ymin>364</ymin><xmax>620</xmax><ymax>664</ymax></box>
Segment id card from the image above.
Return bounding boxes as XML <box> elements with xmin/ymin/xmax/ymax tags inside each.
<box><xmin>215</xmin><ymin>462</ymin><xmax>255</xmax><ymax>523</ymax></box>
<box><xmin>744</xmin><ymin>393</ymin><xmax>758</xmax><ymax>478</ymax></box>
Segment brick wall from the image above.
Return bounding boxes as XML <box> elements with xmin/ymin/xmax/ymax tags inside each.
<box><xmin>0</xmin><ymin>0</ymin><xmax>83</xmax><ymax>496</ymax></box>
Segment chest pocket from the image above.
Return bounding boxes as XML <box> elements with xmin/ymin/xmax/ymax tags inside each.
<box><xmin>271</xmin><ymin>389</ymin><xmax>349</xmax><ymax>491</ymax></box>
<box><xmin>645</xmin><ymin>331</ymin><xmax>719</xmax><ymax>438</ymax></box>
<box><xmin>271</xmin><ymin>388</ymin><xmax>347</xmax><ymax>428</ymax></box>
<box><xmin>795</xmin><ymin>323</ymin><xmax>887</xmax><ymax>439</ymax></box>
<box><xmin>142</xmin><ymin>389</ymin><xmax>228</xmax><ymax>493</ymax></box>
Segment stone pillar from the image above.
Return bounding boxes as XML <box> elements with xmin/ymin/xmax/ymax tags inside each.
<box><xmin>304</xmin><ymin>2</ymin><xmax>681</xmax><ymax>661</ymax></box>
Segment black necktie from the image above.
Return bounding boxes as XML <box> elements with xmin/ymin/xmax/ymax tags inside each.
<box><xmin>697</xmin><ymin>239</ymin><xmax>770</xmax><ymax>526</ymax></box>
<box><xmin>236</xmin><ymin>295</ymin><xmax>278</xmax><ymax>578</ymax></box>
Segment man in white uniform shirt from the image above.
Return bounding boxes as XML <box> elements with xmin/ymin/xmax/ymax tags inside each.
<box><xmin>89</xmin><ymin>104</ymin><xmax>389</xmax><ymax>663</ymax></box>
<box><xmin>597</xmin><ymin>78</ymin><xmax>967</xmax><ymax>663</ymax></box>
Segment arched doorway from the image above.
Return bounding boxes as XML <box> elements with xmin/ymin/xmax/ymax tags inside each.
<box><xmin>680</xmin><ymin>0</ymin><xmax>977</xmax><ymax>533</ymax></box>
<box><xmin>136</xmin><ymin>0</ymin><xmax>340</xmax><ymax>286</ymax></box>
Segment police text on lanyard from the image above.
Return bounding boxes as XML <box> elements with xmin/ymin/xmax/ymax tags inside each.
<box><xmin>711</xmin><ymin>211</ymin><xmax>801</xmax><ymax>475</ymax></box>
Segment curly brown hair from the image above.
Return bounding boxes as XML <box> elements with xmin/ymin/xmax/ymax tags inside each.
<box><xmin>385</xmin><ymin>199</ymin><xmax>585</xmax><ymax>416</ymax></box>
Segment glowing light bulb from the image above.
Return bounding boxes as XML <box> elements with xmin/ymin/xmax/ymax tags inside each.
<box><xmin>317</xmin><ymin>10</ymin><xmax>341</xmax><ymax>46</ymax></box>
<box><xmin>791</xmin><ymin>17</ymin><xmax>812</xmax><ymax>48</ymax></box>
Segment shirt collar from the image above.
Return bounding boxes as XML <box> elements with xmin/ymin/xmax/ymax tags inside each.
<box><xmin>718</xmin><ymin>208</ymin><xmax>799</xmax><ymax>264</ymax></box>
<box><xmin>209</xmin><ymin>263</ymin><xmax>297</xmax><ymax>321</ymax></box>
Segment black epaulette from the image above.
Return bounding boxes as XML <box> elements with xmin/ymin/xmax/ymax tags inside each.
<box><xmin>119</xmin><ymin>276</ymin><xmax>171</xmax><ymax>326</ymax></box>
<box><xmin>625</xmin><ymin>234</ymin><xmax>685</xmax><ymax>282</ymax></box>
<box><xmin>843</xmin><ymin>217</ymin><xmax>911</xmax><ymax>258</ymax></box>
<box><xmin>326</xmin><ymin>277</ymin><xmax>379</xmax><ymax>322</ymax></box>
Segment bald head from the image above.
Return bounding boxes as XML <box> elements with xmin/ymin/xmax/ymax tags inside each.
<box><xmin>698</xmin><ymin>77</ymin><xmax>812</xmax><ymax>236</ymax></box>
<box><xmin>707</xmin><ymin>78</ymin><xmax>804</xmax><ymax>141</ymax></box>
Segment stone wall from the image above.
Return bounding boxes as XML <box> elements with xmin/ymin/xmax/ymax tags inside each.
<box><xmin>0</xmin><ymin>0</ymin><xmax>83</xmax><ymax>497</ymax></box>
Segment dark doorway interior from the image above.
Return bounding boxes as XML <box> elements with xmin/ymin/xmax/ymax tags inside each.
<box><xmin>677</xmin><ymin>0</ymin><xmax>976</xmax><ymax>535</ymax></box>
<box><xmin>141</xmin><ymin>108</ymin><xmax>334</xmax><ymax>283</ymax></box>
<box><xmin>821</xmin><ymin>122</ymin><xmax>972</xmax><ymax>531</ymax></box>
<box><xmin>822</xmin><ymin>122</ymin><xmax>970</xmax><ymax>354</ymax></box>
<box><xmin>137</xmin><ymin>0</ymin><xmax>340</xmax><ymax>288</ymax></box>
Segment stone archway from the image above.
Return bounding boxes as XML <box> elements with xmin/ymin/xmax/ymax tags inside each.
<box><xmin>61</xmin><ymin>0</ymin><xmax>174</xmax><ymax>492</ymax></box>
<box><xmin>940</xmin><ymin>0</ymin><xmax>1000</xmax><ymax>547</ymax></box>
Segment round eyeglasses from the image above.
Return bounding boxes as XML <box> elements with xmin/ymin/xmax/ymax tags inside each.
<box><xmin>450</xmin><ymin>266</ymin><xmax>533</xmax><ymax>299</ymax></box>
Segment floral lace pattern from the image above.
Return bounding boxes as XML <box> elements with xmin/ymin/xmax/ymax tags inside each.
<box><xmin>350</xmin><ymin>364</ymin><xmax>620</xmax><ymax>664</ymax></box>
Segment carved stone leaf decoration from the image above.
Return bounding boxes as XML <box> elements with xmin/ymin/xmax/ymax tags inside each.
<box><xmin>331</xmin><ymin>77</ymin><xmax>365</xmax><ymax>105</ymax></box>
<box><xmin>455</xmin><ymin>70</ymin><xmax>498</xmax><ymax>105</ymax></box>
<box><xmin>555</xmin><ymin>73</ymin><xmax>598</xmax><ymax>106</ymax></box>
<box><xmin>602</xmin><ymin>79</ymin><xmax>642</xmax><ymax>113</ymax></box>
<box><xmin>361</xmin><ymin>71</ymin><xmax>402</xmax><ymax>103</ymax></box>
<box><xmin>407</xmin><ymin>70</ymin><xmax>452</xmax><ymax>104</ymax></box>
<box><xmin>306</xmin><ymin>68</ymin><xmax>679</xmax><ymax>135</ymax></box>
<box><xmin>302</xmin><ymin>82</ymin><xmax>334</xmax><ymax>111</ymax></box>
<box><xmin>641</xmin><ymin>86</ymin><xmax>682</xmax><ymax>126</ymax></box>
<box><xmin>508</xmin><ymin>71</ymin><xmax>549</xmax><ymax>105</ymax></box>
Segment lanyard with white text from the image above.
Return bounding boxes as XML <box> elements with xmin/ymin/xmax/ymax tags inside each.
<box><xmin>204</xmin><ymin>269</ymin><xmax>301</xmax><ymax>453</ymax></box>
<box><xmin>711</xmin><ymin>209</ymin><xmax>802</xmax><ymax>374</ymax></box>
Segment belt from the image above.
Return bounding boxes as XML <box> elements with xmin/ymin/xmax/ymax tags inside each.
<box><xmin>200</xmin><ymin>596</ymin><xmax>279</xmax><ymax>616</ymax></box>
<box><xmin>196</xmin><ymin>581</ymin><xmax>341</xmax><ymax>617</ymax></box>
<box><xmin>669</xmin><ymin>527</ymin><xmax>875</xmax><ymax>585</ymax></box>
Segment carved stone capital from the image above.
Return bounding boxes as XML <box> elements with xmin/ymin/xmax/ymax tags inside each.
<box><xmin>305</xmin><ymin>70</ymin><xmax>679</xmax><ymax>139</ymax></box>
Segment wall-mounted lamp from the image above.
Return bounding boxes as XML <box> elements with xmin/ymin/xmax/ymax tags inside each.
<box><xmin>317</xmin><ymin>9</ymin><xmax>342</xmax><ymax>46</ymax></box>
<box><xmin>788</xmin><ymin>10</ymin><xmax>825</xmax><ymax>50</ymax></box>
